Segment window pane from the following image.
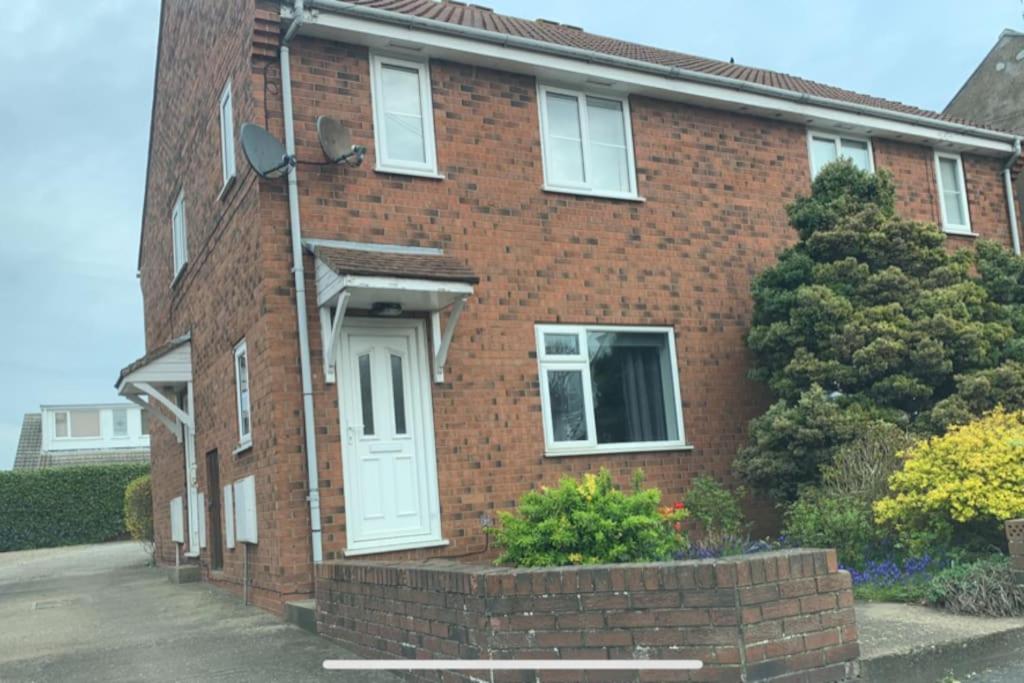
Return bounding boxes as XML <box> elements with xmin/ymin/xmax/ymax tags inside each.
<box><xmin>545</xmin><ymin>93</ymin><xmax>585</xmax><ymax>185</ymax></box>
<box><xmin>237</xmin><ymin>350</ymin><xmax>251</xmax><ymax>438</ymax></box>
<box><xmin>943</xmin><ymin>191</ymin><xmax>966</xmax><ymax>226</ymax></box>
<box><xmin>140</xmin><ymin>410</ymin><xmax>149</xmax><ymax>436</ymax></box>
<box><xmin>113</xmin><ymin>409</ymin><xmax>128</xmax><ymax>436</ymax></box>
<box><xmin>70</xmin><ymin>410</ymin><xmax>101</xmax><ymax>438</ymax></box>
<box><xmin>810</xmin><ymin>137</ymin><xmax>837</xmax><ymax>177</ymax></box>
<box><xmin>391</xmin><ymin>354</ymin><xmax>407</xmax><ymax>435</ymax></box>
<box><xmin>589</xmin><ymin>142</ymin><xmax>630</xmax><ymax>193</ymax></box>
<box><xmin>586</xmin><ymin>97</ymin><xmax>627</xmax><ymax>146</ymax></box>
<box><xmin>587</xmin><ymin>331</ymin><xmax>679</xmax><ymax>444</ymax></box>
<box><xmin>55</xmin><ymin>412</ymin><xmax>68</xmax><ymax>438</ymax></box>
<box><xmin>840</xmin><ymin>139</ymin><xmax>870</xmax><ymax>171</ymax></box>
<box><xmin>544</xmin><ymin>333</ymin><xmax>579</xmax><ymax>355</ymax></box>
<box><xmin>587</xmin><ymin>97</ymin><xmax>630</xmax><ymax>191</ymax></box>
<box><xmin>547</xmin><ymin>370</ymin><xmax>588</xmax><ymax>442</ymax></box>
<box><xmin>381</xmin><ymin>64</ymin><xmax>426</xmax><ymax>163</ymax></box>
<box><xmin>358</xmin><ymin>353</ymin><xmax>375</xmax><ymax>436</ymax></box>
<box><xmin>939</xmin><ymin>158</ymin><xmax>966</xmax><ymax>226</ymax></box>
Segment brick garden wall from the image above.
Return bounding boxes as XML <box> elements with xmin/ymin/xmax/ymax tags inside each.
<box><xmin>315</xmin><ymin>549</ymin><xmax>859</xmax><ymax>682</ymax></box>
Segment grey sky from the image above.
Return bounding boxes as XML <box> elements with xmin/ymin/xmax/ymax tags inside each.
<box><xmin>0</xmin><ymin>0</ymin><xmax>1020</xmax><ymax>470</ymax></box>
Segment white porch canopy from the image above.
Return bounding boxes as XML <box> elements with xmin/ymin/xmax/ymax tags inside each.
<box><xmin>307</xmin><ymin>239</ymin><xmax>477</xmax><ymax>383</ymax></box>
<box><xmin>116</xmin><ymin>334</ymin><xmax>201</xmax><ymax>556</ymax></box>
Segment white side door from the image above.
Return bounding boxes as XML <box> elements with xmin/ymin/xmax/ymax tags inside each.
<box><xmin>339</xmin><ymin>320</ymin><xmax>444</xmax><ymax>555</ymax></box>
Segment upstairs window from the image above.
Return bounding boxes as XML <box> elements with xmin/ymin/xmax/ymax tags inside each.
<box><xmin>54</xmin><ymin>410</ymin><xmax>101</xmax><ymax>439</ymax></box>
<box><xmin>535</xmin><ymin>324</ymin><xmax>686</xmax><ymax>456</ymax></box>
<box><xmin>234</xmin><ymin>340</ymin><xmax>252</xmax><ymax>449</ymax></box>
<box><xmin>219</xmin><ymin>80</ymin><xmax>236</xmax><ymax>191</ymax></box>
<box><xmin>112</xmin><ymin>408</ymin><xmax>128</xmax><ymax>437</ymax></box>
<box><xmin>934</xmin><ymin>152</ymin><xmax>972</xmax><ymax>234</ymax></box>
<box><xmin>171</xmin><ymin>191</ymin><xmax>188</xmax><ymax>279</ymax></box>
<box><xmin>538</xmin><ymin>85</ymin><xmax>639</xmax><ymax>199</ymax></box>
<box><xmin>370</xmin><ymin>53</ymin><xmax>438</xmax><ymax>176</ymax></box>
<box><xmin>808</xmin><ymin>131</ymin><xmax>873</xmax><ymax>177</ymax></box>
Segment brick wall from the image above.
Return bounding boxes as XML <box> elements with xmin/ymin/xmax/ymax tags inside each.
<box><xmin>1007</xmin><ymin>519</ymin><xmax>1024</xmax><ymax>585</ymax></box>
<box><xmin>315</xmin><ymin>549</ymin><xmax>859</xmax><ymax>682</ymax></box>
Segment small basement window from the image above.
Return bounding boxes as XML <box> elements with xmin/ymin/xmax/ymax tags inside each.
<box><xmin>534</xmin><ymin>324</ymin><xmax>687</xmax><ymax>456</ymax></box>
<box><xmin>808</xmin><ymin>131</ymin><xmax>873</xmax><ymax>178</ymax></box>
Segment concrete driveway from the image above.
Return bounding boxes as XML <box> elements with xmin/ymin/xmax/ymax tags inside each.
<box><xmin>0</xmin><ymin>542</ymin><xmax>396</xmax><ymax>682</ymax></box>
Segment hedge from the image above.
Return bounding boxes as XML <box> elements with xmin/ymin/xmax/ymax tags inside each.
<box><xmin>0</xmin><ymin>464</ymin><xmax>150</xmax><ymax>552</ymax></box>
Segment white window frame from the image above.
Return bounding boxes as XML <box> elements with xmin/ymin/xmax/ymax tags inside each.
<box><xmin>807</xmin><ymin>130</ymin><xmax>875</xmax><ymax>178</ymax></box>
<box><xmin>369</xmin><ymin>52</ymin><xmax>440</xmax><ymax>178</ymax></box>
<box><xmin>218</xmin><ymin>79</ymin><xmax>236</xmax><ymax>195</ymax></box>
<box><xmin>534</xmin><ymin>324</ymin><xmax>689</xmax><ymax>457</ymax></box>
<box><xmin>53</xmin><ymin>409</ymin><xmax>102</xmax><ymax>440</ymax></box>
<box><xmin>171</xmin><ymin>190</ymin><xmax>188</xmax><ymax>280</ymax></box>
<box><xmin>112</xmin><ymin>408</ymin><xmax>129</xmax><ymax>438</ymax></box>
<box><xmin>934</xmin><ymin>151</ymin><xmax>973</xmax><ymax>235</ymax></box>
<box><xmin>537</xmin><ymin>84</ymin><xmax>640</xmax><ymax>201</ymax></box>
<box><xmin>53</xmin><ymin>410</ymin><xmax>71</xmax><ymax>440</ymax></box>
<box><xmin>233</xmin><ymin>340</ymin><xmax>252</xmax><ymax>450</ymax></box>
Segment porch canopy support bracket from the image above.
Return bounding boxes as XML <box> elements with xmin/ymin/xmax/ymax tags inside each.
<box><xmin>123</xmin><ymin>393</ymin><xmax>182</xmax><ymax>442</ymax></box>
<box><xmin>431</xmin><ymin>296</ymin><xmax>467</xmax><ymax>384</ymax></box>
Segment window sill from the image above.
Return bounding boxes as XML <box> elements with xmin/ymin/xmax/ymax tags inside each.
<box><xmin>942</xmin><ymin>228</ymin><xmax>978</xmax><ymax>238</ymax></box>
<box><xmin>374</xmin><ymin>166</ymin><xmax>445</xmax><ymax>180</ymax></box>
<box><xmin>232</xmin><ymin>441</ymin><xmax>252</xmax><ymax>456</ymax></box>
<box><xmin>542</xmin><ymin>186</ymin><xmax>646</xmax><ymax>203</ymax></box>
<box><xmin>544</xmin><ymin>442</ymin><xmax>694</xmax><ymax>458</ymax></box>
<box><xmin>344</xmin><ymin>537</ymin><xmax>449</xmax><ymax>557</ymax></box>
<box><xmin>217</xmin><ymin>175</ymin><xmax>236</xmax><ymax>202</ymax></box>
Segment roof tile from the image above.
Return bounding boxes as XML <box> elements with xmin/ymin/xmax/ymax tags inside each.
<box><xmin>315</xmin><ymin>245</ymin><xmax>479</xmax><ymax>284</ymax></box>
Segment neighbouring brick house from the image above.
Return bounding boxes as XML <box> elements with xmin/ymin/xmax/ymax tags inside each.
<box><xmin>13</xmin><ymin>404</ymin><xmax>151</xmax><ymax>470</ymax></box>
<box><xmin>120</xmin><ymin>0</ymin><xmax>1023</xmax><ymax>625</ymax></box>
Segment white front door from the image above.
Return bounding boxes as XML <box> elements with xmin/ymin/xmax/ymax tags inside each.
<box><xmin>339</xmin><ymin>319</ymin><xmax>444</xmax><ymax>555</ymax></box>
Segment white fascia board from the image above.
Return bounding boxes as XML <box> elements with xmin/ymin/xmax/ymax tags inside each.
<box><xmin>295</xmin><ymin>10</ymin><xmax>1015</xmax><ymax>156</ymax></box>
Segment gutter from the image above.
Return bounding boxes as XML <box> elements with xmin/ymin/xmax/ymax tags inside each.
<box><xmin>302</xmin><ymin>0</ymin><xmax>1016</xmax><ymax>148</ymax></box>
<box><xmin>280</xmin><ymin>0</ymin><xmax>324</xmax><ymax>563</ymax></box>
<box><xmin>1003</xmin><ymin>138</ymin><xmax>1022</xmax><ymax>255</ymax></box>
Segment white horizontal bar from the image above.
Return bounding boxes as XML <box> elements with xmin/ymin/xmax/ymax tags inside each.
<box><xmin>323</xmin><ymin>659</ymin><xmax>703</xmax><ymax>671</ymax></box>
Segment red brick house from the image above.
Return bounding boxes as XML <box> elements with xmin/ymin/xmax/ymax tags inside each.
<box><xmin>119</xmin><ymin>0</ymin><xmax>1023</xmax><ymax>614</ymax></box>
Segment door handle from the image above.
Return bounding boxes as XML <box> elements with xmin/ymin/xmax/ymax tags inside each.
<box><xmin>346</xmin><ymin>424</ymin><xmax>363</xmax><ymax>446</ymax></box>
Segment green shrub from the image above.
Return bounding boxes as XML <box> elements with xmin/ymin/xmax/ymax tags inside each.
<box><xmin>123</xmin><ymin>474</ymin><xmax>153</xmax><ymax>543</ymax></box>
<box><xmin>783</xmin><ymin>488</ymin><xmax>881</xmax><ymax>570</ymax></box>
<box><xmin>926</xmin><ymin>556</ymin><xmax>1024</xmax><ymax>617</ymax></box>
<box><xmin>0</xmin><ymin>464</ymin><xmax>149</xmax><ymax>552</ymax></box>
<box><xmin>489</xmin><ymin>468</ymin><xmax>688</xmax><ymax>567</ymax></box>
<box><xmin>684</xmin><ymin>475</ymin><xmax>745</xmax><ymax>544</ymax></box>
<box><xmin>739</xmin><ymin>161</ymin><xmax>1024</xmax><ymax>503</ymax></box>
<box><xmin>821</xmin><ymin>421</ymin><xmax>915</xmax><ymax>505</ymax></box>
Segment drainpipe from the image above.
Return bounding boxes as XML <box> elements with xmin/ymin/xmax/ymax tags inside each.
<box><xmin>280</xmin><ymin>0</ymin><xmax>323</xmax><ymax>563</ymax></box>
<box><xmin>1003</xmin><ymin>137</ymin><xmax>1022</xmax><ymax>256</ymax></box>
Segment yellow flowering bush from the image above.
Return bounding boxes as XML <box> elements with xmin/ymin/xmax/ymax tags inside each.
<box><xmin>875</xmin><ymin>408</ymin><xmax>1024</xmax><ymax>554</ymax></box>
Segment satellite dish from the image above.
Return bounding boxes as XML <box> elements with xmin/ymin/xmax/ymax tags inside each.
<box><xmin>316</xmin><ymin>116</ymin><xmax>366</xmax><ymax>166</ymax></box>
<box><xmin>240</xmin><ymin>123</ymin><xmax>293</xmax><ymax>179</ymax></box>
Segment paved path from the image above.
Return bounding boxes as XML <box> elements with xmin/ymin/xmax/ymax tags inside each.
<box><xmin>0</xmin><ymin>542</ymin><xmax>396</xmax><ymax>682</ymax></box>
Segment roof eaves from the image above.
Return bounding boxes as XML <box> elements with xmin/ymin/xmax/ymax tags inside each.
<box><xmin>303</xmin><ymin>0</ymin><xmax>1017</xmax><ymax>145</ymax></box>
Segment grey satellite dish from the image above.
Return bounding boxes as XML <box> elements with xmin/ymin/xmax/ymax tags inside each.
<box><xmin>316</xmin><ymin>116</ymin><xmax>366</xmax><ymax>166</ymax></box>
<box><xmin>240</xmin><ymin>123</ymin><xmax>294</xmax><ymax>179</ymax></box>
